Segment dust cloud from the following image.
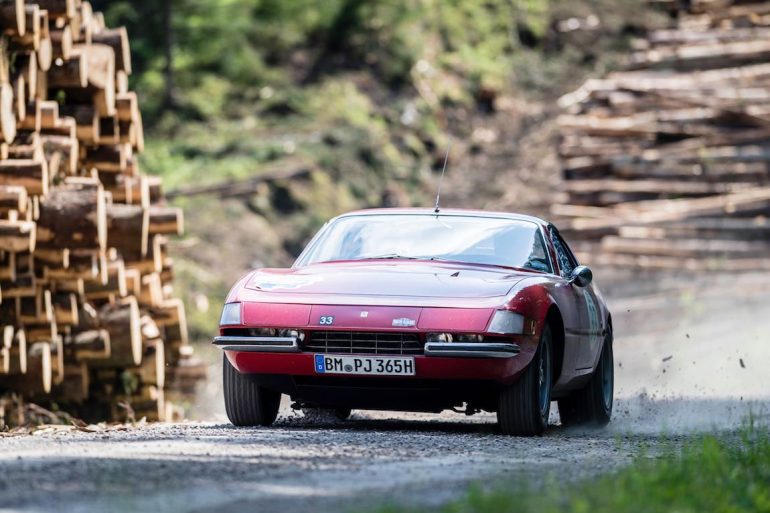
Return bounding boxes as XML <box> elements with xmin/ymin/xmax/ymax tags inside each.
<box><xmin>606</xmin><ymin>269</ymin><xmax>770</xmax><ymax>433</ymax></box>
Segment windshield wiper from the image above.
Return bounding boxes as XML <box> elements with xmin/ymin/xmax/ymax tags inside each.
<box><xmin>360</xmin><ymin>254</ymin><xmax>421</xmax><ymax>260</ymax></box>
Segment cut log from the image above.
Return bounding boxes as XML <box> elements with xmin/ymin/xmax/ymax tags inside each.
<box><xmin>8</xmin><ymin>132</ymin><xmax>42</xmax><ymax>161</ymax></box>
<box><xmin>50</xmin><ymin>25</ymin><xmax>74</xmax><ymax>60</ymax></box>
<box><xmin>34</xmin><ymin>0</ymin><xmax>76</xmax><ymax>19</ymax></box>
<box><xmin>115</xmin><ymin>92</ymin><xmax>138</xmax><ymax>122</ymax></box>
<box><xmin>12</xmin><ymin>73</ymin><xmax>26</xmax><ymax>122</ymax></box>
<box><xmin>43</xmin><ymin>249</ymin><xmax>99</xmax><ymax>281</ymax></box>
<box><xmin>124</xmin><ymin>267</ymin><xmax>140</xmax><ymax>296</ymax></box>
<box><xmin>0</xmin><ymin>159</ymin><xmax>48</xmax><ymax>196</ymax></box>
<box><xmin>106</xmin><ymin>203</ymin><xmax>148</xmax><ymax>256</ymax></box>
<box><xmin>72</xmin><ymin>329</ymin><xmax>111</xmax><ymax>360</ymax></box>
<box><xmin>116</xmin><ymin>69</ymin><xmax>128</xmax><ymax>94</ymax></box>
<box><xmin>47</xmin><ymin>49</ymin><xmax>88</xmax><ymax>88</ymax></box>
<box><xmin>0</xmin><ymin>83</ymin><xmax>17</xmax><ymax>142</ymax></box>
<box><xmin>0</xmin><ymin>341</ymin><xmax>51</xmax><ymax>395</ymax></box>
<box><xmin>74</xmin><ymin>1</ymin><xmax>92</xmax><ymax>44</ymax></box>
<box><xmin>98</xmin><ymin>115</ymin><xmax>118</xmax><ymax>145</ymax></box>
<box><xmin>16</xmin><ymin>4</ymin><xmax>41</xmax><ymax>51</ymax></box>
<box><xmin>0</xmin><ymin>0</ymin><xmax>25</xmax><ymax>37</ymax></box>
<box><xmin>148</xmin><ymin>207</ymin><xmax>183</xmax><ymax>236</ymax></box>
<box><xmin>36</xmin><ymin>181</ymin><xmax>107</xmax><ymax>250</ymax></box>
<box><xmin>25</xmin><ymin>318</ymin><xmax>57</xmax><ymax>343</ymax></box>
<box><xmin>51</xmin><ymin>291</ymin><xmax>78</xmax><ymax>326</ymax></box>
<box><xmin>39</xmin><ymin>100</ymin><xmax>59</xmax><ymax>129</ymax></box>
<box><xmin>60</xmin><ymin>103</ymin><xmax>99</xmax><ymax>144</ymax></box>
<box><xmin>138</xmin><ymin>272</ymin><xmax>163</xmax><ymax>307</ymax></box>
<box><xmin>8</xmin><ymin>328</ymin><xmax>27</xmax><ymax>375</ymax></box>
<box><xmin>93</xmin><ymin>296</ymin><xmax>141</xmax><ymax>367</ymax></box>
<box><xmin>0</xmin><ymin>185</ymin><xmax>28</xmax><ymax>214</ymax></box>
<box><xmin>92</xmin><ymin>27</ymin><xmax>131</xmax><ymax>74</ymax></box>
<box><xmin>83</xmin><ymin>144</ymin><xmax>131</xmax><ymax>173</ymax></box>
<box><xmin>84</xmin><ymin>257</ymin><xmax>127</xmax><ymax>300</ymax></box>
<box><xmin>137</xmin><ymin>339</ymin><xmax>164</xmax><ymax>388</ymax></box>
<box><xmin>0</xmin><ymin>219</ymin><xmax>36</xmax><ymax>252</ymax></box>
<box><xmin>41</xmin><ymin>134</ymin><xmax>79</xmax><ymax>176</ymax></box>
<box><xmin>20</xmin><ymin>100</ymin><xmax>41</xmax><ymax>132</ymax></box>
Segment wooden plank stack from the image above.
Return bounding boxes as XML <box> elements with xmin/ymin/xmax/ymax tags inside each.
<box><xmin>555</xmin><ymin>1</ymin><xmax>770</xmax><ymax>271</ymax></box>
<box><xmin>0</xmin><ymin>0</ymin><xmax>206</xmax><ymax>424</ymax></box>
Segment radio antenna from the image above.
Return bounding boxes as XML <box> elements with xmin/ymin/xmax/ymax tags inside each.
<box><xmin>434</xmin><ymin>140</ymin><xmax>452</xmax><ymax>213</ymax></box>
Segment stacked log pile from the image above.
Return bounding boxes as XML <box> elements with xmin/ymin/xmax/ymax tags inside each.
<box><xmin>0</xmin><ymin>0</ymin><xmax>205</xmax><ymax>423</ymax></box>
<box><xmin>556</xmin><ymin>1</ymin><xmax>770</xmax><ymax>271</ymax></box>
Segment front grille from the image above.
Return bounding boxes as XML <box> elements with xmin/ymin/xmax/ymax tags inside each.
<box><xmin>303</xmin><ymin>331</ymin><xmax>424</xmax><ymax>355</ymax></box>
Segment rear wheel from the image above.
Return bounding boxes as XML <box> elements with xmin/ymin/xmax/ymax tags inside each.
<box><xmin>558</xmin><ymin>331</ymin><xmax>613</xmax><ymax>427</ymax></box>
<box><xmin>223</xmin><ymin>355</ymin><xmax>281</xmax><ymax>427</ymax></box>
<box><xmin>497</xmin><ymin>324</ymin><xmax>553</xmax><ymax>436</ymax></box>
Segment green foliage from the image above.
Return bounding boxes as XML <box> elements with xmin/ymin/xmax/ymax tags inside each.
<box><xmin>373</xmin><ymin>424</ymin><xmax>770</xmax><ymax>513</ymax></box>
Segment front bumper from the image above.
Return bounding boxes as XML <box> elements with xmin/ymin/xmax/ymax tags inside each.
<box><xmin>221</xmin><ymin>349</ymin><xmax>531</xmax><ymax>385</ymax></box>
<box><xmin>213</xmin><ymin>336</ymin><xmax>520</xmax><ymax>359</ymax></box>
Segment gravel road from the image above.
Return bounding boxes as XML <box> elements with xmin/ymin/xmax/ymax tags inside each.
<box><xmin>1</xmin><ymin>270</ymin><xmax>768</xmax><ymax>513</ymax></box>
<box><xmin>0</xmin><ymin>412</ymin><xmax>683</xmax><ymax>513</ymax></box>
<box><xmin>1</xmin><ymin>398</ymin><xmax>766</xmax><ymax>513</ymax></box>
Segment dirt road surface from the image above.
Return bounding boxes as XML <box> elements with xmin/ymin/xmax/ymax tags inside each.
<box><xmin>0</xmin><ymin>413</ymin><xmax>710</xmax><ymax>513</ymax></box>
<box><xmin>1</xmin><ymin>270</ymin><xmax>768</xmax><ymax>512</ymax></box>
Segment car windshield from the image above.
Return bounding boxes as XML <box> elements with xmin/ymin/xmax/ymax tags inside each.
<box><xmin>295</xmin><ymin>214</ymin><xmax>551</xmax><ymax>272</ymax></box>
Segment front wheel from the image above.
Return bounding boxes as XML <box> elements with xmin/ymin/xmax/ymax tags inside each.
<box><xmin>223</xmin><ymin>355</ymin><xmax>281</xmax><ymax>427</ymax></box>
<box><xmin>497</xmin><ymin>324</ymin><xmax>553</xmax><ymax>436</ymax></box>
<box><xmin>558</xmin><ymin>331</ymin><xmax>613</xmax><ymax>427</ymax></box>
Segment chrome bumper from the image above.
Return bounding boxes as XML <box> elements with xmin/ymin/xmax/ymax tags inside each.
<box><xmin>424</xmin><ymin>342</ymin><xmax>520</xmax><ymax>358</ymax></box>
<box><xmin>212</xmin><ymin>336</ymin><xmax>300</xmax><ymax>352</ymax></box>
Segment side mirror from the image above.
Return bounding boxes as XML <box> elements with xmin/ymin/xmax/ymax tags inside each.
<box><xmin>570</xmin><ymin>265</ymin><xmax>593</xmax><ymax>287</ymax></box>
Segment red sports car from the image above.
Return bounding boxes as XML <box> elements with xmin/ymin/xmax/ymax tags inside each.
<box><xmin>215</xmin><ymin>209</ymin><xmax>613</xmax><ymax>435</ymax></box>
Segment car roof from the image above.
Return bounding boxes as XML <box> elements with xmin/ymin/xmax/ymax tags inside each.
<box><xmin>333</xmin><ymin>208</ymin><xmax>550</xmax><ymax>227</ymax></box>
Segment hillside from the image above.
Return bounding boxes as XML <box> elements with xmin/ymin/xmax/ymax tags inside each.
<box><xmin>93</xmin><ymin>0</ymin><xmax>668</xmax><ymax>341</ymax></box>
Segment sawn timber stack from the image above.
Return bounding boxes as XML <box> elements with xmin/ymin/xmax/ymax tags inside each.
<box><xmin>0</xmin><ymin>0</ymin><xmax>206</xmax><ymax>424</ymax></box>
<box><xmin>556</xmin><ymin>0</ymin><xmax>770</xmax><ymax>271</ymax></box>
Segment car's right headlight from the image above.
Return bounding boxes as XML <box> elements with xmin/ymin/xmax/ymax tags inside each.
<box><xmin>219</xmin><ymin>302</ymin><xmax>242</xmax><ymax>326</ymax></box>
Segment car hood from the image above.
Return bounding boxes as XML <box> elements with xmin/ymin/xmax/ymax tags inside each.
<box><xmin>243</xmin><ymin>261</ymin><xmax>531</xmax><ymax>300</ymax></box>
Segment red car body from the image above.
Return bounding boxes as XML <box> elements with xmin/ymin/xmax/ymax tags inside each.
<box><xmin>216</xmin><ymin>209</ymin><xmax>612</xmax><ymax>420</ymax></box>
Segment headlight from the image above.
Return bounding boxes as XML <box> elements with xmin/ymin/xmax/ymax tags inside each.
<box><xmin>220</xmin><ymin>302</ymin><xmax>242</xmax><ymax>326</ymax></box>
<box><xmin>487</xmin><ymin>310</ymin><xmax>534</xmax><ymax>335</ymax></box>
<box><xmin>426</xmin><ymin>333</ymin><xmax>453</xmax><ymax>343</ymax></box>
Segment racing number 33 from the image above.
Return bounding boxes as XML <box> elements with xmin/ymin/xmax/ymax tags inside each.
<box><xmin>319</xmin><ymin>316</ymin><xmax>334</xmax><ymax>325</ymax></box>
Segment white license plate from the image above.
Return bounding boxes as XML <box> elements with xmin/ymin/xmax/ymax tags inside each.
<box><xmin>314</xmin><ymin>354</ymin><xmax>415</xmax><ymax>376</ymax></box>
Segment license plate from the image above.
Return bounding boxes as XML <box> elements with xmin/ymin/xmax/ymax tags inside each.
<box><xmin>314</xmin><ymin>354</ymin><xmax>415</xmax><ymax>376</ymax></box>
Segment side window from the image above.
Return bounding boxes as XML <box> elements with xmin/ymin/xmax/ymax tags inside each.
<box><xmin>548</xmin><ymin>226</ymin><xmax>578</xmax><ymax>278</ymax></box>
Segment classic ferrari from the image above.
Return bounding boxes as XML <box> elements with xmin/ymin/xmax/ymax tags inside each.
<box><xmin>215</xmin><ymin>209</ymin><xmax>613</xmax><ymax>435</ymax></box>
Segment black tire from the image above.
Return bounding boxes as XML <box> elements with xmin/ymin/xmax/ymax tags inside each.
<box><xmin>497</xmin><ymin>324</ymin><xmax>553</xmax><ymax>436</ymax></box>
<box><xmin>223</xmin><ymin>355</ymin><xmax>281</xmax><ymax>427</ymax></box>
<box><xmin>558</xmin><ymin>331</ymin><xmax>613</xmax><ymax>427</ymax></box>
